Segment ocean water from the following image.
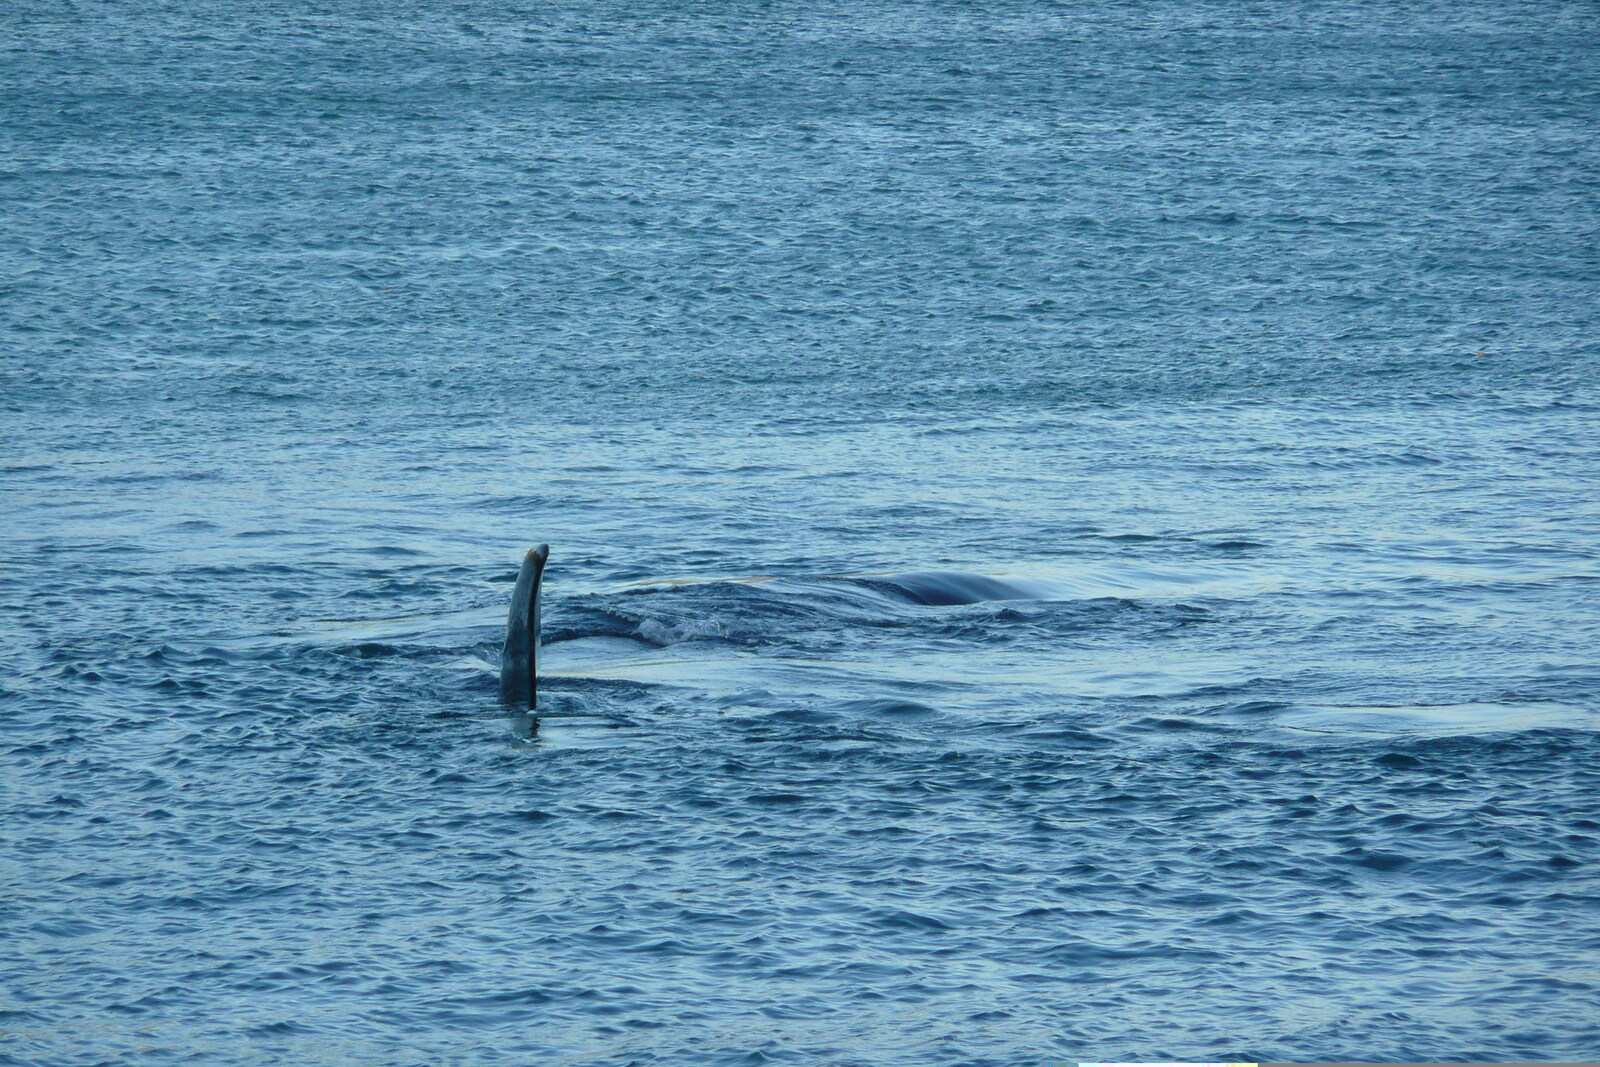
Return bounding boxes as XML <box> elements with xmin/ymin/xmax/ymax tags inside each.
<box><xmin>3</xmin><ymin>1</ymin><xmax>1598</xmax><ymax>1063</ymax></box>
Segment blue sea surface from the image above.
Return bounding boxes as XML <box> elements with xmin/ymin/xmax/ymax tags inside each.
<box><xmin>3</xmin><ymin>1</ymin><xmax>1599</xmax><ymax>1063</ymax></box>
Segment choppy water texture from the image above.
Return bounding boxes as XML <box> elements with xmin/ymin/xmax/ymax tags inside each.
<box><xmin>3</xmin><ymin>1</ymin><xmax>1599</xmax><ymax>1063</ymax></box>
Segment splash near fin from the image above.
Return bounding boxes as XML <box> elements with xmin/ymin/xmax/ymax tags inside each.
<box><xmin>499</xmin><ymin>544</ymin><xmax>549</xmax><ymax>708</ymax></box>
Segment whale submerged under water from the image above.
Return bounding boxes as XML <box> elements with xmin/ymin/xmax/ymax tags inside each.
<box><xmin>497</xmin><ymin>547</ymin><xmax>1070</xmax><ymax>710</ymax></box>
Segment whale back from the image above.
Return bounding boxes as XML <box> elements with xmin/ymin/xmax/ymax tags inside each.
<box><xmin>866</xmin><ymin>570</ymin><xmax>1046</xmax><ymax>606</ymax></box>
<box><xmin>499</xmin><ymin>544</ymin><xmax>549</xmax><ymax>708</ymax></box>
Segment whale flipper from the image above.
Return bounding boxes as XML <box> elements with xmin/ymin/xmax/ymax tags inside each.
<box><xmin>499</xmin><ymin>544</ymin><xmax>549</xmax><ymax>708</ymax></box>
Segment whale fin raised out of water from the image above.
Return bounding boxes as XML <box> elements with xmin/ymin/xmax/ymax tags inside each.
<box><xmin>500</xmin><ymin>544</ymin><xmax>549</xmax><ymax>708</ymax></box>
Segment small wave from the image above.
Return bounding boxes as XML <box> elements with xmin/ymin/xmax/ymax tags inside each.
<box><xmin>636</xmin><ymin>616</ymin><xmax>727</xmax><ymax>646</ymax></box>
<box><xmin>1282</xmin><ymin>701</ymin><xmax>1598</xmax><ymax>737</ymax></box>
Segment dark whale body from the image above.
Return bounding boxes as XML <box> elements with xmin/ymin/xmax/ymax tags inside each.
<box><xmin>864</xmin><ymin>570</ymin><xmax>1045</xmax><ymax>606</ymax></box>
<box><xmin>499</xmin><ymin>544</ymin><xmax>549</xmax><ymax>708</ymax></box>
